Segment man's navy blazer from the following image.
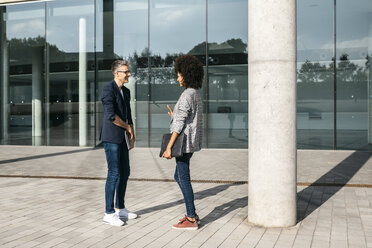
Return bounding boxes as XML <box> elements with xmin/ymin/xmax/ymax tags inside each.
<box><xmin>100</xmin><ymin>80</ymin><xmax>133</xmax><ymax>144</ymax></box>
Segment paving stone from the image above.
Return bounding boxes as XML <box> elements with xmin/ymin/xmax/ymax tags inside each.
<box><xmin>292</xmin><ymin>237</ymin><xmax>312</xmax><ymax>248</ymax></box>
<box><xmin>1</xmin><ymin>147</ymin><xmax>372</xmax><ymax>247</ymax></box>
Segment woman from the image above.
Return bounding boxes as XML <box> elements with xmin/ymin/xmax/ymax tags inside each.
<box><xmin>162</xmin><ymin>54</ymin><xmax>204</xmax><ymax>230</ymax></box>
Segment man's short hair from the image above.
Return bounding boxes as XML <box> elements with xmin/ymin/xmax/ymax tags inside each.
<box><xmin>111</xmin><ymin>60</ymin><xmax>129</xmax><ymax>75</ymax></box>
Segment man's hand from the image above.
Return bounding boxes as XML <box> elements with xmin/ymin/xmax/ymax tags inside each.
<box><xmin>126</xmin><ymin>125</ymin><xmax>134</xmax><ymax>140</ymax></box>
<box><xmin>127</xmin><ymin>125</ymin><xmax>135</xmax><ymax>150</ymax></box>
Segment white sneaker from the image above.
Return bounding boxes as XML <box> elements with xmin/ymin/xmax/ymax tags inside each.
<box><xmin>103</xmin><ymin>213</ymin><xmax>125</xmax><ymax>226</ymax></box>
<box><xmin>116</xmin><ymin>208</ymin><xmax>138</xmax><ymax>220</ymax></box>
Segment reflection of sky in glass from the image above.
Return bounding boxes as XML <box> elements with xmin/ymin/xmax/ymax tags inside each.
<box><xmin>46</xmin><ymin>0</ymin><xmax>95</xmax><ymax>53</ymax></box>
<box><xmin>150</xmin><ymin>0</ymin><xmax>205</xmax><ymax>56</ymax></box>
<box><xmin>6</xmin><ymin>0</ymin><xmax>372</xmax><ymax>60</ymax></box>
<box><xmin>6</xmin><ymin>2</ymin><xmax>44</xmax><ymax>40</ymax></box>
<box><xmin>6</xmin><ymin>0</ymin><xmax>96</xmax><ymax>53</ymax></box>
<box><xmin>112</xmin><ymin>0</ymin><xmax>148</xmax><ymax>58</ymax></box>
<box><xmin>116</xmin><ymin>1</ymin><xmax>148</xmax><ymax>11</ymax></box>
<box><xmin>298</xmin><ymin>0</ymin><xmax>372</xmax><ymax>62</ymax></box>
<box><xmin>297</xmin><ymin>0</ymin><xmax>333</xmax><ymax>61</ymax></box>
<box><xmin>337</xmin><ymin>0</ymin><xmax>372</xmax><ymax>61</ymax></box>
<box><xmin>337</xmin><ymin>0</ymin><xmax>372</xmax><ymax>47</ymax></box>
<box><xmin>5</xmin><ymin>0</ymin><xmax>249</xmax><ymax>57</ymax></box>
<box><xmin>209</xmin><ymin>0</ymin><xmax>247</xmax><ymax>44</ymax></box>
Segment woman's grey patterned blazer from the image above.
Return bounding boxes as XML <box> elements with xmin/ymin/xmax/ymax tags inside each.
<box><xmin>170</xmin><ymin>88</ymin><xmax>203</xmax><ymax>153</ymax></box>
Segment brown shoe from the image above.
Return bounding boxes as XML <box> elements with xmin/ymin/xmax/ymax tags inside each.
<box><xmin>178</xmin><ymin>214</ymin><xmax>200</xmax><ymax>224</ymax></box>
<box><xmin>172</xmin><ymin>217</ymin><xmax>198</xmax><ymax>230</ymax></box>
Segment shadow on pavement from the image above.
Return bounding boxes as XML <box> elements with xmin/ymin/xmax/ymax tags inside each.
<box><xmin>136</xmin><ymin>183</ymin><xmax>240</xmax><ymax>216</ymax></box>
<box><xmin>297</xmin><ymin>151</ymin><xmax>371</xmax><ymax>222</ymax></box>
<box><xmin>199</xmin><ymin>196</ymin><xmax>248</xmax><ymax>228</ymax></box>
<box><xmin>0</xmin><ymin>147</ymin><xmax>99</xmax><ymax>165</ymax></box>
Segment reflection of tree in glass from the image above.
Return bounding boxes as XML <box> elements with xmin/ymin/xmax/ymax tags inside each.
<box><xmin>8</xmin><ymin>36</ymin><xmax>64</xmax><ymax>64</ymax></box>
<box><xmin>7</xmin><ymin>36</ymin><xmax>248</xmax><ymax>90</ymax></box>
<box><xmin>337</xmin><ymin>54</ymin><xmax>366</xmax><ymax>83</ymax></box>
<box><xmin>337</xmin><ymin>54</ymin><xmax>367</xmax><ymax>101</ymax></box>
<box><xmin>189</xmin><ymin>38</ymin><xmax>247</xmax><ymax>54</ymax></box>
<box><xmin>298</xmin><ymin>60</ymin><xmax>328</xmax><ymax>83</ymax></box>
<box><xmin>129</xmin><ymin>48</ymin><xmax>181</xmax><ymax>85</ymax></box>
<box><xmin>125</xmin><ymin>39</ymin><xmax>248</xmax><ymax>85</ymax></box>
<box><xmin>297</xmin><ymin>54</ymin><xmax>368</xmax><ymax>100</ymax></box>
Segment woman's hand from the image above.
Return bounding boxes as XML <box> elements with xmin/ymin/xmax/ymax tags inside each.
<box><xmin>167</xmin><ymin>105</ymin><xmax>173</xmax><ymax>118</ymax></box>
<box><xmin>162</xmin><ymin>148</ymin><xmax>172</xmax><ymax>159</ymax></box>
<box><xmin>162</xmin><ymin>132</ymin><xmax>178</xmax><ymax>160</ymax></box>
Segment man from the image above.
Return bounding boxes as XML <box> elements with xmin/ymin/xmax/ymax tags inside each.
<box><xmin>100</xmin><ymin>60</ymin><xmax>137</xmax><ymax>226</ymax></box>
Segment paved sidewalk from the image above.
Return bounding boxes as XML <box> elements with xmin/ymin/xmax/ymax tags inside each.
<box><xmin>0</xmin><ymin>146</ymin><xmax>372</xmax><ymax>247</ymax></box>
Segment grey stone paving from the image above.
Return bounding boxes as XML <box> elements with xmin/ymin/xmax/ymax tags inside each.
<box><xmin>0</xmin><ymin>146</ymin><xmax>372</xmax><ymax>247</ymax></box>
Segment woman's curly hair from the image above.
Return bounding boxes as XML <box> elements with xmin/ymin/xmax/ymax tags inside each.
<box><xmin>174</xmin><ymin>54</ymin><xmax>204</xmax><ymax>89</ymax></box>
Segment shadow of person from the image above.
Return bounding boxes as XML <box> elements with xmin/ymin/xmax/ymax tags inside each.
<box><xmin>199</xmin><ymin>196</ymin><xmax>248</xmax><ymax>228</ymax></box>
<box><xmin>0</xmin><ymin>147</ymin><xmax>96</xmax><ymax>165</ymax></box>
<box><xmin>297</xmin><ymin>151</ymin><xmax>371</xmax><ymax>222</ymax></box>
<box><xmin>136</xmin><ymin>183</ymin><xmax>241</xmax><ymax>216</ymax></box>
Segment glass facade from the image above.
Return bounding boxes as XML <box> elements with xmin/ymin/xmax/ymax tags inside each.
<box><xmin>1</xmin><ymin>2</ymin><xmax>45</xmax><ymax>145</ymax></box>
<box><xmin>207</xmin><ymin>0</ymin><xmax>248</xmax><ymax>148</ymax></box>
<box><xmin>297</xmin><ymin>0</ymin><xmax>334</xmax><ymax>149</ymax></box>
<box><xmin>46</xmin><ymin>0</ymin><xmax>95</xmax><ymax>146</ymax></box>
<box><xmin>1</xmin><ymin>0</ymin><xmax>372</xmax><ymax>150</ymax></box>
<box><xmin>0</xmin><ymin>0</ymin><xmax>248</xmax><ymax>148</ymax></box>
<box><xmin>336</xmin><ymin>0</ymin><xmax>372</xmax><ymax>150</ymax></box>
<box><xmin>297</xmin><ymin>0</ymin><xmax>372</xmax><ymax>150</ymax></box>
<box><xmin>148</xmin><ymin>0</ymin><xmax>206</xmax><ymax>147</ymax></box>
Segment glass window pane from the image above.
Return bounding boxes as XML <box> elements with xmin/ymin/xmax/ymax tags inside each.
<box><xmin>336</xmin><ymin>0</ymin><xmax>372</xmax><ymax>149</ymax></box>
<box><xmin>208</xmin><ymin>0</ymin><xmax>248</xmax><ymax>148</ymax></box>
<box><xmin>46</xmin><ymin>0</ymin><xmax>95</xmax><ymax>146</ymax></box>
<box><xmin>149</xmin><ymin>0</ymin><xmax>206</xmax><ymax>147</ymax></box>
<box><xmin>297</xmin><ymin>0</ymin><xmax>334</xmax><ymax>149</ymax></box>
<box><xmin>96</xmin><ymin>0</ymin><xmax>148</xmax><ymax>147</ymax></box>
<box><xmin>0</xmin><ymin>2</ymin><xmax>45</xmax><ymax>145</ymax></box>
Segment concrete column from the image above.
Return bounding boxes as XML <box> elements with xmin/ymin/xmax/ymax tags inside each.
<box><xmin>79</xmin><ymin>17</ymin><xmax>87</xmax><ymax>146</ymax></box>
<box><xmin>367</xmin><ymin>14</ymin><xmax>372</xmax><ymax>144</ymax></box>
<box><xmin>1</xmin><ymin>9</ymin><xmax>9</xmax><ymax>143</ymax></box>
<box><xmin>248</xmin><ymin>0</ymin><xmax>297</xmax><ymax>227</ymax></box>
<box><xmin>32</xmin><ymin>46</ymin><xmax>44</xmax><ymax>146</ymax></box>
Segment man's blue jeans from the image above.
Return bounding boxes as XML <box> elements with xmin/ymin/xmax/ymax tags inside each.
<box><xmin>104</xmin><ymin>142</ymin><xmax>130</xmax><ymax>214</ymax></box>
<box><xmin>174</xmin><ymin>153</ymin><xmax>196</xmax><ymax>218</ymax></box>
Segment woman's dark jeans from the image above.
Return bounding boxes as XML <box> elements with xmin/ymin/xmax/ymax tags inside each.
<box><xmin>103</xmin><ymin>142</ymin><xmax>130</xmax><ymax>214</ymax></box>
<box><xmin>174</xmin><ymin>152</ymin><xmax>196</xmax><ymax>218</ymax></box>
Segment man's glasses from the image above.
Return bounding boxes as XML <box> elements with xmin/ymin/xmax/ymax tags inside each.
<box><xmin>117</xmin><ymin>70</ymin><xmax>131</xmax><ymax>74</ymax></box>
